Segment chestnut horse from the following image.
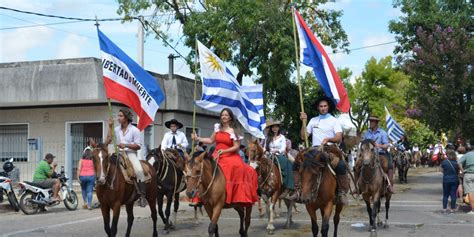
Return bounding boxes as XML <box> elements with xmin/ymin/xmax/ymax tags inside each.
<box><xmin>185</xmin><ymin>151</ymin><xmax>252</xmax><ymax>237</ymax></box>
<box><xmin>146</xmin><ymin>147</ymin><xmax>185</xmax><ymax>234</ymax></box>
<box><xmin>246</xmin><ymin>140</ymin><xmax>295</xmax><ymax>234</ymax></box>
<box><xmin>357</xmin><ymin>140</ymin><xmax>391</xmax><ymax>232</ymax></box>
<box><xmin>297</xmin><ymin>146</ymin><xmax>343</xmax><ymax>237</ymax></box>
<box><xmin>92</xmin><ymin>144</ymin><xmax>158</xmax><ymax>237</ymax></box>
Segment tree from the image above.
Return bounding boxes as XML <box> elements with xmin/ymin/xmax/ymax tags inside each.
<box><xmin>346</xmin><ymin>56</ymin><xmax>410</xmax><ymax>137</ymax></box>
<box><xmin>389</xmin><ymin>0</ymin><xmax>474</xmax><ymax>141</ymax></box>
<box><xmin>399</xmin><ymin>118</ymin><xmax>437</xmax><ymax>149</ymax></box>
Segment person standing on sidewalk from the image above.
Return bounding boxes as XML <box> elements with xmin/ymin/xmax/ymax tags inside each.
<box><xmin>77</xmin><ymin>140</ymin><xmax>96</xmax><ymax>210</ymax></box>
<box><xmin>459</xmin><ymin>148</ymin><xmax>474</xmax><ymax>214</ymax></box>
<box><xmin>440</xmin><ymin>150</ymin><xmax>460</xmax><ymax>214</ymax></box>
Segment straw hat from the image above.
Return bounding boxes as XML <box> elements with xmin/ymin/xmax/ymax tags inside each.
<box><xmin>265</xmin><ymin>120</ymin><xmax>282</xmax><ymax>130</ymax></box>
<box><xmin>368</xmin><ymin>115</ymin><xmax>380</xmax><ymax>122</ymax></box>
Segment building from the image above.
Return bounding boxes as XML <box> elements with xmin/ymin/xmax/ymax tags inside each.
<box><xmin>0</xmin><ymin>57</ymin><xmax>221</xmax><ymax>182</ymax></box>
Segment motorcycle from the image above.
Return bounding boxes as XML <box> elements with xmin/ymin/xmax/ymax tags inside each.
<box><xmin>18</xmin><ymin>166</ymin><xmax>78</xmax><ymax>215</ymax></box>
<box><xmin>0</xmin><ymin>158</ymin><xmax>20</xmax><ymax>211</ymax></box>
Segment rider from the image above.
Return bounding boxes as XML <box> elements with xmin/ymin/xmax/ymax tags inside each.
<box><xmin>397</xmin><ymin>135</ymin><xmax>411</xmax><ymax>152</ymax></box>
<box><xmin>264</xmin><ymin>120</ymin><xmax>298</xmax><ymax>200</ymax></box>
<box><xmin>357</xmin><ymin>115</ymin><xmax>394</xmax><ymax>193</ymax></box>
<box><xmin>105</xmin><ymin>108</ymin><xmax>147</xmax><ymax>207</ymax></box>
<box><xmin>33</xmin><ymin>153</ymin><xmax>61</xmax><ymax>202</ymax></box>
<box><xmin>299</xmin><ymin>96</ymin><xmax>349</xmax><ymax>205</ymax></box>
<box><xmin>161</xmin><ymin>119</ymin><xmax>189</xmax><ymax>168</ymax></box>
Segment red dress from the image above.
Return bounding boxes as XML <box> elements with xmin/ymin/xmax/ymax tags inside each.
<box><xmin>213</xmin><ymin>130</ymin><xmax>259</xmax><ymax>205</ymax></box>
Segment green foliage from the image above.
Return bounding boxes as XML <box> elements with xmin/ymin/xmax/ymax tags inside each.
<box><xmin>347</xmin><ymin>56</ymin><xmax>410</xmax><ymax>136</ymax></box>
<box><xmin>399</xmin><ymin>118</ymin><xmax>437</xmax><ymax>148</ymax></box>
<box><xmin>389</xmin><ymin>0</ymin><xmax>474</xmax><ymax>142</ymax></box>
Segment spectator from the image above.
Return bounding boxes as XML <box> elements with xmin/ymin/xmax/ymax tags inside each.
<box><xmin>441</xmin><ymin>150</ymin><xmax>460</xmax><ymax>214</ymax></box>
<box><xmin>459</xmin><ymin>148</ymin><xmax>474</xmax><ymax>214</ymax></box>
<box><xmin>77</xmin><ymin>143</ymin><xmax>96</xmax><ymax>210</ymax></box>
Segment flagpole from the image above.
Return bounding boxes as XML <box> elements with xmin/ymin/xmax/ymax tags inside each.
<box><xmin>291</xmin><ymin>6</ymin><xmax>309</xmax><ymax>148</ymax></box>
<box><xmin>96</xmin><ymin>18</ymin><xmax>119</xmax><ymax>155</ymax></box>
<box><xmin>191</xmin><ymin>37</ymin><xmax>199</xmax><ymax>154</ymax></box>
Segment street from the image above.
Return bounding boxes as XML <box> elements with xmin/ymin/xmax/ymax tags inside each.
<box><xmin>1</xmin><ymin>167</ymin><xmax>473</xmax><ymax>237</ymax></box>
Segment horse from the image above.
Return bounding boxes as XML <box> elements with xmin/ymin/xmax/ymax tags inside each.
<box><xmin>296</xmin><ymin>146</ymin><xmax>343</xmax><ymax>237</ymax></box>
<box><xmin>185</xmin><ymin>151</ymin><xmax>252</xmax><ymax>237</ymax></box>
<box><xmin>412</xmin><ymin>151</ymin><xmax>422</xmax><ymax>168</ymax></box>
<box><xmin>246</xmin><ymin>140</ymin><xmax>295</xmax><ymax>234</ymax></box>
<box><xmin>91</xmin><ymin>143</ymin><xmax>158</xmax><ymax>237</ymax></box>
<box><xmin>357</xmin><ymin>139</ymin><xmax>391</xmax><ymax>232</ymax></box>
<box><xmin>146</xmin><ymin>147</ymin><xmax>186</xmax><ymax>234</ymax></box>
<box><xmin>397</xmin><ymin>151</ymin><xmax>410</xmax><ymax>184</ymax></box>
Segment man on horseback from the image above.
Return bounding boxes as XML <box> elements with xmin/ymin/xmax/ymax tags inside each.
<box><xmin>105</xmin><ymin>108</ymin><xmax>147</xmax><ymax>207</ymax></box>
<box><xmin>299</xmin><ymin>96</ymin><xmax>350</xmax><ymax>205</ymax></box>
<box><xmin>356</xmin><ymin>115</ymin><xmax>394</xmax><ymax>193</ymax></box>
<box><xmin>161</xmin><ymin>119</ymin><xmax>189</xmax><ymax>170</ymax></box>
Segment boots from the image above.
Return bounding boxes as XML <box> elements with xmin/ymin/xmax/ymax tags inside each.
<box><xmin>138</xmin><ymin>181</ymin><xmax>147</xmax><ymax>207</ymax></box>
<box><xmin>336</xmin><ymin>174</ymin><xmax>350</xmax><ymax>205</ymax></box>
<box><xmin>287</xmin><ymin>189</ymin><xmax>299</xmax><ymax>201</ymax></box>
<box><xmin>387</xmin><ymin>169</ymin><xmax>394</xmax><ymax>194</ymax></box>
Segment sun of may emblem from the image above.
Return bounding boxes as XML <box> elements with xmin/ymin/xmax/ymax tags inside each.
<box><xmin>205</xmin><ymin>52</ymin><xmax>223</xmax><ymax>73</ymax></box>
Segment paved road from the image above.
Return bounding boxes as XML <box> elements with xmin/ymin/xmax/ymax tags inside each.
<box><xmin>1</xmin><ymin>167</ymin><xmax>473</xmax><ymax>237</ymax></box>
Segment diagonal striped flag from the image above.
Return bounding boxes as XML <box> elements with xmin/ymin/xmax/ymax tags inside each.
<box><xmin>241</xmin><ymin>85</ymin><xmax>266</xmax><ymax>131</ymax></box>
<box><xmin>196</xmin><ymin>40</ymin><xmax>265</xmax><ymax>138</ymax></box>
<box><xmin>385</xmin><ymin>106</ymin><xmax>405</xmax><ymax>142</ymax></box>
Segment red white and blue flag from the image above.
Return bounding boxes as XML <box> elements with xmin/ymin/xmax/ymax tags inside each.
<box><xmin>293</xmin><ymin>9</ymin><xmax>350</xmax><ymax>113</ymax></box>
<box><xmin>98</xmin><ymin>29</ymin><xmax>164</xmax><ymax>130</ymax></box>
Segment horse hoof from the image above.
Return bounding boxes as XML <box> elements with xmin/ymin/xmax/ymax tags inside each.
<box><xmin>384</xmin><ymin>223</ymin><xmax>389</xmax><ymax>229</ymax></box>
<box><xmin>371</xmin><ymin>229</ymin><xmax>376</xmax><ymax>233</ymax></box>
<box><xmin>162</xmin><ymin>230</ymin><xmax>169</xmax><ymax>235</ymax></box>
<box><xmin>267</xmin><ymin>230</ymin><xmax>274</xmax><ymax>235</ymax></box>
<box><xmin>377</xmin><ymin>221</ymin><xmax>383</xmax><ymax>227</ymax></box>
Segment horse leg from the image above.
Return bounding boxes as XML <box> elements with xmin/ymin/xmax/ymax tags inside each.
<box><xmin>100</xmin><ymin>204</ymin><xmax>112</xmax><ymax>236</ymax></box>
<box><xmin>172</xmin><ymin>192</ymin><xmax>179</xmax><ymax>229</ymax></box>
<box><xmin>320</xmin><ymin>201</ymin><xmax>333</xmax><ymax>237</ymax></box>
<box><xmin>235</xmin><ymin>207</ymin><xmax>245</xmax><ymax>237</ymax></box>
<box><xmin>284</xmin><ymin>199</ymin><xmax>294</xmax><ymax>228</ymax></box>
<box><xmin>208</xmin><ymin>205</ymin><xmax>223</xmax><ymax>237</ymax></box>
<box><xmin>371</xmin><ymin>199</ymin><xmax>380</xmax><ymax>232</ymax></box>
<box><xmin>258</xmin><ymin>198</ymin><xmax>264</xmax><ymax>218</ymax></box>
<box><xmin>110</xmin><ymin>203</ymin><xmax>122</xmax><ymax>237</ymax></box>
<box><xmin>266</xmin><ymin>193</ymin><xmax>278</xmax><ymax>234</ymax></box>
<box><xmin>363</xmin><ymin>195</ymin><xmax>373</xmax><ymax>232</ymax></box>
<box><xmin>147</xmin><ymin>189</ymin><xmax>159</xmax><ymax>237</ymax></box>
<box><xmin>164</xmin><ymin>192</ymin><xmax>173</xmax><ymax>231</ymax></box>
<box><xmin>306</xmin><ymin>203</ymin><xmax>319</xmax><ymax>237</ymax></box>
<box><xmin>333</xmin><ymin>203</ymin><xmax>343</xmax><ymax>237</ymax></box>
<box><xmin>244</xmin><ymin>206</ymin><xmax>252</xmax><ymax>237</ymax></box>
<box><xmin>157</xmin><ymin>193</ymin><xmax>167</xmax><ymax>228</ymax></box>
<box><xmin>384</xmin><ymin>194</ymin><xmax>391</xmax><ymax>228</ymax></box>
<box><xmin>125</xmin><ymin>203</ymin><xmax>134</xmax><ymax>237</ymax></box>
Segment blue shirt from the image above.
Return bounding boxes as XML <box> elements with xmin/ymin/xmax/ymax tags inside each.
<box><xmin>362</xmin><ymin>128</ymin><xmax>389</xmax><ymax>154</ymax></box>
<box><xmin>441</xmin><ymin>159</ymin><xmax>459</xmax><ymax>183</ymax></box>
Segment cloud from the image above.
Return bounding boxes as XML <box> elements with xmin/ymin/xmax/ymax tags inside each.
<box><xmin>55</xmin><ymin>34</ymin><xmax>88</xmax><ymax>59</ymax></box>
<box><xmin>0</xmin><ymin>0</ymin><xmax>51</xmax><ymax>12</ymax></box>
<box><xmin>0</xmin><ymin>26</ymin><xmax>54</xmax><ymax>62</ymax></box>
<box><xmin>362</xmin><ymin>34</ymin><xmax>395</xmax><ymax>57</ymax></box>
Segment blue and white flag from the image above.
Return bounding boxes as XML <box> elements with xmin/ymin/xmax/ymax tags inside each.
<box><xmin>241</xmin><ymin>85</ymin><xmax>266</xmax><ymax>131</ymax></box>
<box><xmin>385</xmin><ymin>106</ymin><xmax>405</xmax><ymax>142</ymax></box>
<box><xmin>196</xmin><ymin>40</ymin><xmax>265</xmax><ymax>138</ymax></box>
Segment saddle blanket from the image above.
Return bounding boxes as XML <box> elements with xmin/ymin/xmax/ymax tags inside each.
<box><xmin>120</xmin><ymin>152</ymin><xmax>152</xmax><ymax>184</ymax></box>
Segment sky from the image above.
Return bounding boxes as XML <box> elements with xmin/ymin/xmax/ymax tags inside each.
<box><xmin>0</xmin><ymin>0</ymin><xmax>402</xmax><ymax>129</ymax></box>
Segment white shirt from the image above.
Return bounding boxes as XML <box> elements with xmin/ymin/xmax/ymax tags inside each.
<box><xmin>265</xmin><ymin>135</ymin><xmax>287</xmax><ymax>154</ymax></box>
<box><xmin>114</xmin><ymin>124</ymin><xmax>142</xmax><ymax>153</ymax></box>
<box><xmin>161</xmin><ymin>130</ymin><xmax>189</xmax><ymax>150</ymax></box>
<box><xmin>412</xmin><ymin>146</ymin><xmax>419</xmax><ymax>152</ymax></box>
<box><xmin>306</xmin><ymin>114</ymin><xmax>342</xmax><ymax>146</ymax></box>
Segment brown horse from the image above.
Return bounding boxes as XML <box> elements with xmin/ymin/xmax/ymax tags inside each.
<box><xmin>92</xmin><ymin>144</ymin><xmax>158</xmax><ymax>237</ymax></box>
<box><xmin>246</xmin><ymin>140</ymin><xmax>295</xmax><ymax>234</ymax></box>
<box><xmin>146</xmin><ymin>147</ymin><xmax>185</xmax><ymax>234</ymax></box>
<box><xmin>297</xmin><ymin>146</ymin><xmax>343</xmax><ymax>237</ymax></box>
<box><xmin>357</xmin><ymin>139</ymin><xmax>391</xmax><ymax>232</ymax></box>
<box><xmin>397</xmin><ymin>151</ymin><xmax>410</xmax><ymax>184</ymax></box>
<box><xmin>185</xmin><ymin>151</ymin><xmax>252</xmax><ymax>237</ymax></box>
<box><xmin>412</xmin><ymin>151</ymin><xmax>422</xmax><ymax>168</ymax></box>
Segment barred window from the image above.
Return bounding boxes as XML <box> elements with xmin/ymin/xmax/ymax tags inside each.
<box><xmin>0</xmin><ymin>124</ymin><xmax>28</xmax><ymax>162</ymax></box>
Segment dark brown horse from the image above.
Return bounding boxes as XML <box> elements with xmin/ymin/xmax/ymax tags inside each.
<box><xmin>146</xmin><ymin>147</ymin><xmax>185</xmax><ymax>234</ymax></box>
<box><xmin>296</xmin><ymin>146</ymin><xmax>343</xmax><ymax>237</ymax></box>
<box><xmin>246</xmin><ymin>140</ymin><xmax>295</xmax><ymax>234</ymax></box>
<box><xmin>92</xmin><ymin>144</ymin><xmax>158</xmax><ymax>237</ymax></box>
<box><xmin>185</xmin><ymin>151</ymin><xmax>252</xmax><ymax>237</ymax></box>
<box><xmin>397</xmin><ymin>151</ymin><xmax>410</xmax><ymax>184</ymax></box>
<box><xmin>357</xmin><ymin>140</ymin><xmax>391</xmax><ymax>232</ymax></box>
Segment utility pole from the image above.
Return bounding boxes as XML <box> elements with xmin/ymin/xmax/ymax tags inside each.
<box><xmin>137</xmin><ymin>16</ymin><xmax>146</xmax><ymax>160</ymax></box>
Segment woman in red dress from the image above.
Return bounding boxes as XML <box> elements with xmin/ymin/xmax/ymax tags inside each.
<box><xmin>192</xmin><ymin>108</ymin><xmax>259</xmax><ymax>205</ymax></box>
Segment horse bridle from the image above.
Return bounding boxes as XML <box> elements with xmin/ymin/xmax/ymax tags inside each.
<box><xmin>95</xmin><ymin>148</ymin><xmax>118</xmax><ymax>190</ymax></box>
<box><xmin>186</xmin><ymin>156</ymin><xmax>220</xmax><ymax>197</ymax></box>
<box><xmin>360</xmin><ymin>150</ymin><xmax>380</xmax><ymax>184</ymax></box>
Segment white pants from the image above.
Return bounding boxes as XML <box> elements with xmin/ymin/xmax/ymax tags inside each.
<box><xmin>127</xmin><ymin>152</ymin><xmax>145</xmax><ymax>182</ymax></box>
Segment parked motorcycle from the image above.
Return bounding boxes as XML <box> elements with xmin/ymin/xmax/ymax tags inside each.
<box><xmin>0</xmin><ymin>158</ymin><xmax>20</xmax><ymax>211</ymax></box>
<box><xmin>18</xmin><ymin>166</ymin><xmax>78</xmax><ymax>215</ymax></box>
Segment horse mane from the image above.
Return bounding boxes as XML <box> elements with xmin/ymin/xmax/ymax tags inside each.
<box><xmin>191</xmin><ymin>150</ymin><xmax>218</xmax><ymax>172</ymax></box>
<box><xmin>302</xmin><ymin>148</ymin><xmax>329</xmax><ymax>169</ymax></box>
<box><xmin>360</xmin><ymin>139</ymin><xmax>375</xmax><ymax>147</ymax></box>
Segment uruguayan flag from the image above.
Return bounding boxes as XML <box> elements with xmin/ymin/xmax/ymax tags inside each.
<box><xmin>241</xmin><ymin>85</ymin><xmax>266</xmax><ymax>131</ymax></box>
<box><xmin>385</xmin><ymin>106</ymin><xmax>405</xmax><ymax>142</ymax></box>
<box><xmin>196</xmin><ymin>40</ymin><xmax>265</xmax><ymax>138</ymax></box>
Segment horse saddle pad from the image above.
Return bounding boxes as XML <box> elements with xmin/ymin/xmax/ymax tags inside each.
<box><xmin>119</xmin><ymin>153</ymin><xmax>152</xmax><ymax>184</ymax></box>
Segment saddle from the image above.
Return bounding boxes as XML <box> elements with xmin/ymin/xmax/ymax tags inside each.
<box><xmin>119</xmin><ymin>152</ymin><xmax>153</xmax><ymax>184</ymax></box>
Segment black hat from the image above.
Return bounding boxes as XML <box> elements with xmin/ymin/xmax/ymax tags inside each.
<box><xmin>45</xmin><ymin>153</ymin><xmax>56</xmax><ymax>159</ymax></box>
<box><xmin>314</xmin><ymin>96</ymin><xmax>335</xmax><ymax>113</ymax></box>
<box><xmin>165</xmin><ymin>119</ymin><xmax>183</xmax><ymax>129</ymax></box>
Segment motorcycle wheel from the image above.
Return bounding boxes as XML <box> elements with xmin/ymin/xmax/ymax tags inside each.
<box><xmin>64</xmin><ymin>190</ymin><xmax>78</xmax><ymax>210</ymax></box>
<box><xmin>7</xmin><ymin>188</ymin><xmax>20</xmax><ymax>212</ymax></box>
<box><xmin>19</xmin><ymin>191</ymin><xmax>39</xmax><ymax>215</ymax></box>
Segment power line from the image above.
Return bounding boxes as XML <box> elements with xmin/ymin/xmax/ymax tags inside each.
<box><xmin>0</xmin><ymin>6</ymin><xmax>137</xmax><ymax>21</ymax></box>
<box><xmin>329</xmin><ymin>41</ymin><xmax>397</xmax><ymax>55</ymax></box>
<box><xmin>0</xmin><ymin>16</ymin><xmax>84</xmax><ymax>30</ymax></box>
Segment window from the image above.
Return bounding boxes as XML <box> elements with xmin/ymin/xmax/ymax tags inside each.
<box><xmin>0</xmin><ymin>124</ymin><xmax>28</xmax><ymax>162</ymax></box>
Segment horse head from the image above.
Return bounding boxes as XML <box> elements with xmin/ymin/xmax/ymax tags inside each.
<box><xmin>359</xmin><ymin>139</ymin><xmax>378</xmax><ymax>167</ymax></box>
<box><xmin>91</xmin><ymin>143</ymin><xmax>109</xmax><ymax>185</ymax></box>
<box><xmin>298</xmin><ymin>147</ymin><xmax>330</xmax><ymax>203</ymax></box>
<box><xmin>246</xmin><ymin>139</ymin><xmax>264</xmax><ymax>163</ymax></box>
<box><xmin>185</xmin><ymin>150</ymin><xmax>211</xmax><ymax>199</ymax></box>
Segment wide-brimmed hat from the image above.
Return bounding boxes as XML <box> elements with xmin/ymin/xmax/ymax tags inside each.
<box><xmin>368</xmin><ymin>115</ymin><xmax>380</xmax><ymax>122</ymax></box>
<box><xmin>314</xmin><ymin>96</ymin><xmax>335</xmax><ymax>114</ymax></box>
<box><xmin>165</xmin><ymin>119</ymin><xmax>183</xmax><ymax>129</ymax></box>
<box><xmin>265</xmin><ymin>120</ymin><xmax>282</xmax><ymax>129</ymax></box>
<box><xmin>45</xmin><ymin>153</ymin><xmax>56</xmax><ymax>159</ymax></box>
